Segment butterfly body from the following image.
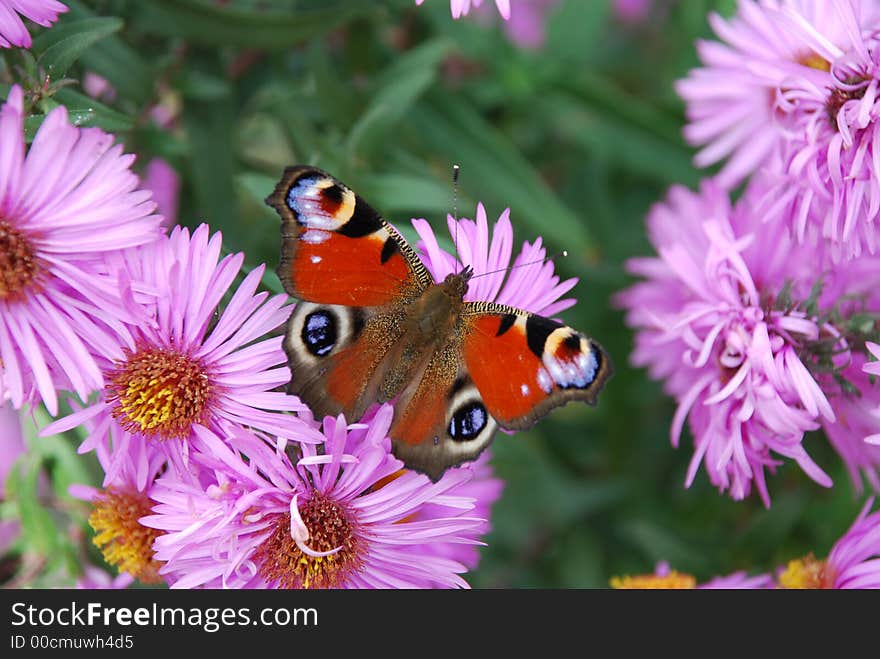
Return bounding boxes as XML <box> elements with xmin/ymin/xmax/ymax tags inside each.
<box><xmin>268</xmin><ymin>166</ymin><xmax>612</xmax><ymax>480</ymax></box>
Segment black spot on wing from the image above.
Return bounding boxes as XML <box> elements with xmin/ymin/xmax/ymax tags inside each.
<box><xmin>337</xmin><ymin>196</ymin><xmax>384</xmax><ymax>238</ymax></box>
<box><xmin>563</xmin><ymin>333</ymin><xmax>581</xmax><ymax>352</ymax></box>
<box><xmin>496</xmin><ymin>313</ymin><xmax>517</xmax><ymax>337</ymax></box>
<box><xmin>322</xmin><ymin>183</ymin><xmax>344</xmax><ymax>206</ymax></box>
<box><xmin>525</xmin><ymin>315</ymin><xmax>563</xmax><ymax>359</ymax></box>
<box><xmin>590</xmin><ymin>343</ymin><xmax>604</xmax><ymax>378</ymax></box>
<box><xmin>380</xmin><ymin>237</ymin><xmax>399</xmax><ymax>264</ymax></box>
<box><xmin>449</xmin><ymin>401</ymin><xmax>487</xmax><ymax>442</ymax></box>
<box><xmin>449</xmin><ymin>375</ymin><xmax>469</xmax><ymax>397</ymax></box>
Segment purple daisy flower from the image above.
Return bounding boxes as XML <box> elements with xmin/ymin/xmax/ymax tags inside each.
<box><xmin>777</xmin><ymin>497</ymin><xmax>880</xmax><ymax>588</ymax></box>
<box><xmin>610</xmin><ymin>561</ymin><xmax>772</xmax><ymax>589</ymax></box>
<box><xmin>863</xmin><ymin>342</ymin><xmax>880</xmax><ymax>446</ymax></box>
<box><xmin>0</xmin><ymin>0</ymin><xmax>67</xmax><ymax>49</ymax></box>
<box><xmin>502</xmin><ymin>0</ymin><xmax>558</xmax><ymax>49</ymax></box>
<box><xmin>415</xmin><ymin>0</ymin><xmax>511</xmax><ymax>21</ymax></box>
<box><xmin>75</xmin><ymin>566</ymin><xmax>134</xmax><ymax>590</ymax></box>
<box><xmin>68</xmin><ymin>419</ymin><xmax>170</xmax><ymax>585</ymax></box>
<box><xmin>676</xmin><ymin>0</ymin><xmax>880</xmax><ymax>190</ymax></box>
<box><xmin>677</xmin><ymin>1</ymin><xmax>880</xmax><ymax>260</ymax></box>
<box><xmin>821</xmin><ymin>351</ymin><xmax>880</xmax><ymax>491</ymax></box>
<box><xmin>616</xmin><ymin>180</ymin><xmax>843</xmax><ymax>504</ymax></box>
<box><xmin>0</xmin><ymin>86</ymin><xmax>161</xmax><ymax>414</ymax></box>
<box><xmin>143</xmin><ymin>405</ymin><xmax>490</xmax><ymax>589</ymax></box>
<box><xmin>43</xmin><ymin>224</ymin><xmax>322</xmax><ymax>476</ymax></box>
<box><xmin>412</xmin><ymin>201</ymin><xmax>577</xmax><ymax>316</ymax></box>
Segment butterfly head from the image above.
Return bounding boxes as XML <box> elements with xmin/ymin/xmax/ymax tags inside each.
<box><xmin>441</xmin><ymin>265</ymin><xmax>473</xmax><ymax>301</ymax></box>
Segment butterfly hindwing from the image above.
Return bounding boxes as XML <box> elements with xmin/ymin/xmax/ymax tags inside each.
<box><xmin>266</xmin><ymin>166</ymin><xmax>432</xmax><ymax>307</ymax></box>
<box><xmin>388</xmin><ymin>341</ymin><xmax>499</xmax><ymax>480</ymax></box>
<box><xmin>461</xmin><ymin>303</ymin><xmax>612</xmax><ymax>430</ymax></box>
<box><xmin>284</xmin><ymin>302</ymin><xmax>405</xmax><ymax>421</ymax></box>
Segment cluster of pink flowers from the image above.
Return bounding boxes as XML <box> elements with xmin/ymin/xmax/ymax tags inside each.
<box><xmin>618</xmin><ymin>0</ymin><xmax>880</xmax><ymax>506</ymax></box>
<box><xmin>1</xmin><ymin>69</ymin><xmax>565</xmax><ymax>586</ymax></box>
<box><xmin>611</xmin><ymin>497</ymin><xmax>880</xmax><ymax>589</ymax></box>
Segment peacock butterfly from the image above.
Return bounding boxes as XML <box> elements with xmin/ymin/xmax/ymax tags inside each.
<box><xmin>266</xmin><ymin>166</ymin><xmax>612</xmax><ymax>480</ymax></box>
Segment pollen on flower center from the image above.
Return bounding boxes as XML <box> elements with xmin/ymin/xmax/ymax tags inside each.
<box><xmin>253</xmin><ymin>494</ymin><xmax>361</xmax><ymax>589</ymax></box>
<box><xmin>89</xmin><ymin>487</ymin><xmax>164</xmax><ymax>584</ymax></box>
<box><xmin>826</xmin><ymin>76</ymin><xmax>870</xmax><ymax>125</ymax></box>
<box><xmin>107</xmin><ymin>345</ymin><xmax>213</xmax><ymax>440</ymax></box>
<box><xmin>778</xmin><ymin>554</ymin><xmax>829</xmax><ymax>589</ymax></box>
<box><xmin>0</xmin><ymin>220</ymin><xmax>44</xmax><ymax>302</ymax></box>
<box><xmin>609</xmin><ymin>571</ymin><xmax>697</xmax><ymax>589</ymax></box>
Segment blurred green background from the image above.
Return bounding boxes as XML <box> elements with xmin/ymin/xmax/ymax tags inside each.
<box><xmin>0</xmin><ymin>0</ymin><xmax>868</xmax><ymax>588</ymax></box>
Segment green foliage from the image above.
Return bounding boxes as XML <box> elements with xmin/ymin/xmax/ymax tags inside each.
<box><xmin>0</xmin><ymin>0</ymin><xmax>867</xmax><ymax>588</ymax></box>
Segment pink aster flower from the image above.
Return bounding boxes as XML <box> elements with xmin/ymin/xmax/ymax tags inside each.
<box><xmin>677</xmin><ymin>1</ymin><xmax>880</xmax><ymax>260</ymax></box>
<box><xmin>777</xmin><ymin>497</ymin><xmax>880</xmax><ymax>588</ymax></box>
<box><xmin>616</xmin><ymin>179</ymin><xmax>843</xmax><ymax>505</ymax></box>
<box><xmin>0</xmin><ymin>0</ymin><xmax>67</xmax><ymax>49</ymax></box>
<box><xmin>675</xmin><ymin>1</ymin><xmax>879</xmax><ymax>185</ymax></box>
<box><xmin>43</xmin><ymin>224</ymin><xmax>321</xmax><ymax>477</ymax></box>
<box><xmin>412</xmin><ymin>201</ymin><xmax>577</xmax><ymax>317</ymax></box>
<box><xmin>863</xmin><ymin>342</ymin><xmax>880</xmax><ymax>446</ymax></box>
<box><xmin>144</xmin><ymin>405</ymin><xmax>491</xmax><ymax>589</ymax></box>
<box><xmin>415</xmin><ymin>0</ymin><xmax>511</xmax><ymax>21</ymax></box>
<box><xmin>0</xmin><ymin>86</ymin><xmax>161</xmax><ymax>414</ymax></box>
<box><xmin>75</xmin><ymin>566</ymin><xmax>134</xmax><ymax>590</ymax></box>
<box><xmin>141</xmin><ymin>158</ymin><xmax>179</xmax><ymax>228</ymax></box>
<box><xmin>610</xmin><ymin>561</ymin><xmax>772</xmax><ymax>588</ymax></box>
<box><xmin>612</xmin><ymin>0</ymin><xmax>652</xmax><ymax>24</ymax></box>
<box><xmin>68</xmin><ymin>418</ymin><xmax>170</xmax><ymax>585</ymax></box>
<box><xmin>502</xmin><ymin>1</ymin><xmax>557</xmax><ymax>49</ymax></box>
<box><xmin>821</xmin><ymin>351</ymin><xmax>880</xmax><ymax>491</ymax></box>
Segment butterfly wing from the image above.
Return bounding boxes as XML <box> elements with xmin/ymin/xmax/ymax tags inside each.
<box><xmin>389</xmin><ymin>342</ymin><xmax>499</xmax><ymax>481</ymax></box>
<box><xmin>461</xmin><ymin>303</ymin><xmax>612</xmax><ymax>429</ymax></box>
<box><xmin>388</xmin><ymin>303</ymin><xmax>611</xmax><ymax>480</ymax></box>
<box><xmin>266</xmin><ymin>166</ymin><xmax>432</xmax><ymax>307</ymax></box>
<box><xmin>283</xmin><ymin>301</ymin><xmax>412</xmax><ymax>421</ymax></box>
<box><xmin>268</xmin><ymin>167</ymin><xmax>435</xmax><ymax>421</ymax></box>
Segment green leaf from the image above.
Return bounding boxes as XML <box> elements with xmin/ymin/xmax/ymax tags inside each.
<box><xmin>356</xmin><ymin>173</ymin><xmax>457</xmax><ymax>216</ymax></box>
<box><xmin>54</xmin><ymin>88</ymin><xmax>134</xmax><ymax>132</ymax></box>
<box><xmin>36</xmin><ymin>18</ymin><xmax>123</xmax><ymax>80</ymax></box>
<box><xmin>347</xmin><ymin>39</ymin><xmax>453</xmax><ymax>158</ymax></box>
<box><xmin>16</xmin><ymin>458</ymin><xmax>58</xmax><ymax>556</ymax></box>
<box><xmin>412</xmin><ymin>93</ymin><xmax>593</xmax><ymax>252</ymax></box>
<box><xmin>135</xmin><ymin>0</ymin><xmax>371</xmax><ymax>49</ymax></box>
<box><xmin>62</xmin><ymin>0</ymin><xmax>154</xmax><ymax>104</ymax></box>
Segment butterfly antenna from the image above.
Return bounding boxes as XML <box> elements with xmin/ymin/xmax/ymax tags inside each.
<box><xmin>469</xmin><ymin>249</ymin><xmax>569</xmax><ymax>280</ymax></box>
<box><xmin>452</xmin><ymin>163</ymin><xmax>461</xmax><ymax>272</ymax></box>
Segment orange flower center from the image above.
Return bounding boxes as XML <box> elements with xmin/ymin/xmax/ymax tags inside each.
<box><xmin>88</xmin><ymin>487</ymin><xmax>164</xmax><ymax>584</ymax></box>
<box><xmin>610</xmin><ymin>570</ymin><xmax>697</xmax><ymax>589</ymax></box>
<box><xmin>0</xmin><ymin>220</ymin><xmax>43</xmax><ymax>302</ymax></box>
<box><xmin>107</xmin><ymin>345</ymin><xmax>213</xmax><ymax>440</ymax></box>
<box><xmin>253</xmin><ymin>494</ymin><xmax>361</xmax><ymax>589</ymax></box>
<box><xmin>778</xmin><ymin>554</ymin><xmax>830</xmax><ymax>589</ymax></box>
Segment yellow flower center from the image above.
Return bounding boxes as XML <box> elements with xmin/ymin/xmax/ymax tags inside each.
<box><xmin>797</xmin><ymin>52</ymin><xmax>831</xmax><ymax>72</ymax></box>
<box><xmin>253</xmin><ymin>494</ymin><xmax>361</xmax><ymax>589</ymax></box>
<box><xmin>778</xmin><ymin>554</ymin><xmax>829</xmax><ymax>589</ymax></box>
<box><xmin>610</xmin><ymin>571</ymin><xmax>697</xmax><ymax>589</ymax></box>
<box><xmin>0</xmin><ymin>220</ymin><xmax>43</xmax><ymax>302</ymax></box>
<box><xmin>89</xmin><ymin>487</ymin><xmax>164</xmax><ymax>584</ymax></box>
<box><xmin>107</xmin><ymin>345</ymin><xmax>213</xmax><ymax>440</ymax></box>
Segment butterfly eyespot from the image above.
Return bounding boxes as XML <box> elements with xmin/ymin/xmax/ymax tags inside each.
<box><xmin>449</xmin><ymin>401</ymin><xmax>488</xmax><ymax>442</ymax></box>
<box><xmin>302</xmin><ymin>310</ymin><xmax>337</xmax><ymax>357</ymax></box>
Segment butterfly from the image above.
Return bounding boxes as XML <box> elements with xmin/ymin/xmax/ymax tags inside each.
<box><xmin>266</xmin><ymin>166</ymin><xmax>612</xmax><ymax>481</ymax></box>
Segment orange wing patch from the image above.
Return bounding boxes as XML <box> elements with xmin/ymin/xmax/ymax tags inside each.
<box><xmin>463</xmin><ymin>310</ymin><xmax>610</xmax><ymax>430</ymax></box>
<box><xmin>463</xmin><ymin>315</ymin><xmax>549</xmax><ymax>425</ymax></box>
<box><xmin>267</xmin><ymin>166</ymin><xmax>430</xmax><ymax>307</ymax></box>
<box><xmin>289</xmin><ymin>231</ymin><xmax>413</xmax><ymax>307</ymax></box>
